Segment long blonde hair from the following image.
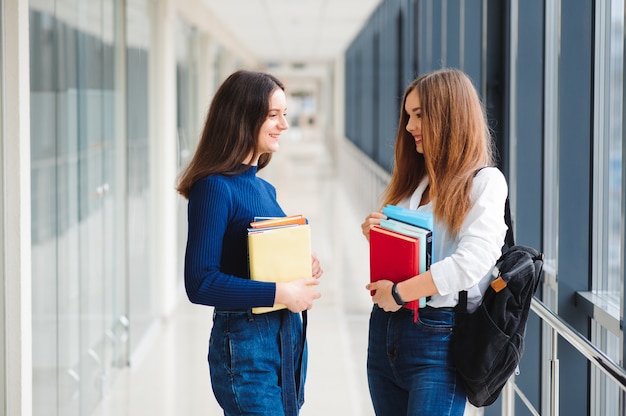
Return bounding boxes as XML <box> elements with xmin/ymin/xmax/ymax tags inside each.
<box><xmin>383</xmin><ymin>68</ymin><xmax>495</xmax><ymax>235</ymax></box>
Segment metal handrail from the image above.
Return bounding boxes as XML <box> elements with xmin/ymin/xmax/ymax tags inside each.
<box><xmin>529</xmin><ymin>297</ymin><xmax>626</xmax><ymax>415</ymax></box>
<box><xmin>531</xmin><ymin>297</ymin><xmax>626</xmax><ymax>389</ymax></box>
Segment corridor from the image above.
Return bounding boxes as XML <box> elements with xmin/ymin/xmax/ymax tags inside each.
<box><xmin>92</xmin><ymin>130</ymin><xmax>377</xmax><ymax>415</ymax></box>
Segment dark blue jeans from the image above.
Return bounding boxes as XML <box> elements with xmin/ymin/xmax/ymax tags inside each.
<box><xmin>209</xmin><ymin>309</ymin><xmax>306</xmax><ymax>416</ymax></box>
<box><xmin>367</xmin><ymin>305</ymin><xmax>466</xmax><ymax>415</ymax></box>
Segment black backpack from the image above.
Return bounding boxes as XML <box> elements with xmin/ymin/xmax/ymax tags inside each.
<box><xmin>451</xmin><ymin>199</ymin><xmax>544</xmax><ymax>407</ymax></box>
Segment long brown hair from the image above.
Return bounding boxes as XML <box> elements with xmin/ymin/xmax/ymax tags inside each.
<box><xmin>176</xmin><ymin>70</ymin><xmax>285</xmax><ymax>199</ymax></box>
<box><xmin>383</xmin><ymin>68</ymin><xmax>495</xmax><ymax>235</ymax></box>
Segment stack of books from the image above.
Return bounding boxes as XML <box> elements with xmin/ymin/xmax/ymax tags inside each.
<box><xmin>247</xmin><ymin>214</ymin><xmax>311</xmax><ymax>314</ymax></box>
<box><xmin>369</xmin><ymin>205</ymin><xmax>434</xmax><ymax>316</ymax></box>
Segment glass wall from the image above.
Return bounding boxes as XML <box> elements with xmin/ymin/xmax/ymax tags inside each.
<box><xmin>507</xmin><ymin>0</ymin><xmax>545</xmax><ymax>412</ymax></box>
<box><xmin>345</xmin><ymin>0</ymin><xmax>419</xmax><ymax>172</ymax></box>
<box><xmin>344</xmin><ymin>0</ymin><xmax>626</xmax><ymax>413</ymax></box>
<box><xmin>0</xmin><ymin>1</ymin><xmax>5</xmax><ymax>412</ymax></box>
<box><xmin>175</xmin><ymin>19</ymin><xmax>199</xmax><ymax>284</ymax></box>
<box><xmin>126</xmin><ymin>0</ymin><xmax>154</xmax><ymax>358</ymax></box>
<box><xmin>29</xmin><ymin>0</ymin><xmax>128</xmax><ymax>414</ymax></box>
<box><xmin>344</xmin><ymin>0</ymin><xmax>491</xmax><ymax>173</ymax></box>
<box><xmin>176</xmin><ymin>19</ymin><xmax>198</xmax><ymax>170</ymax></box>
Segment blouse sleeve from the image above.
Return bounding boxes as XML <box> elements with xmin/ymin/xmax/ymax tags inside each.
<box><xmin>429</xmin><ymin>168</ymin><xmax>509</xmax><ymax>296</ymax></box>
<box><xmin>184</xmin><ymin>177</ymin><xmax>276</xmax><ymax>308</ymax></box>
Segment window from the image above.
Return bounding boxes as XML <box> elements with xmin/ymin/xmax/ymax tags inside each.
<box><xmin>589</xmin><ymin>1</ymin><xmax>624</xmax><ymax>414</ymax></box>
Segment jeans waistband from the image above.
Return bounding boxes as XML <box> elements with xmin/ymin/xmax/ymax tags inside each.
<box><xmin>421</xmin><ymin>305</ymin><xmax>455</xmax><ymax>312</ymax></box>
<box><xmin>213</xmin><ymin>308</ymin><xmax>249</xmax><ymax>314</ymax></box>
<box><xmin>401</xmin><ymin>305</ymin><xmax>455</xmax><ymax>312</ymax></box>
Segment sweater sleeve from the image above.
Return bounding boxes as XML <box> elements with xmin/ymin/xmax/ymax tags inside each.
<box><xmin>184</xmin><ymin>177</ymin><xmax>276</xmax><ymax>309</ymax></box>
<box><xmin>429</xmin><ymin>168</ymin><xmax>509</xmax><ymax>296</ymax></box>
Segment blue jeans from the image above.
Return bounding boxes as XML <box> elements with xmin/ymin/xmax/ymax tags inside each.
<box><xmin>367</xmin><ymin>305</ymin><xmax>466</xmax><ymax>415</ymax></box>
<box><xmin>209</xmin><ymin>309</ymin><xmax>306</xmax><ymax>416</ymax></box>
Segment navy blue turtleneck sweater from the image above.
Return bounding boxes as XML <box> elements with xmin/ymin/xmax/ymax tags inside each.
<box><xmin>184</xmin><ymin>165</ymin><xmax>286</xmax><ymax>309</ymax></box>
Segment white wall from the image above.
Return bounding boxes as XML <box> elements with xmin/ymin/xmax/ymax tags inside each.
<box><xmin>2</xmin><ymin>0</ymin><xmax>32</xmax><ymax>414</ymax></box>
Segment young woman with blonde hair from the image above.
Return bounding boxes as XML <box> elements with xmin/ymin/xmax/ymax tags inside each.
<box><xmin>362</xmin><ymin>68</ymin><xmax>508</xmax><ymax>415</ymax></box>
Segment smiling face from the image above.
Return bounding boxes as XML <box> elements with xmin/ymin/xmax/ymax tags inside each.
<box><xmin>404</xmin><ymin>88</ymin><xmax>423</xmax><ymax>154</ymax></box>
<box><xmin>253</xmin><ymin>88</ymin><xmax>289</xmax><ymax>161</ymax></box>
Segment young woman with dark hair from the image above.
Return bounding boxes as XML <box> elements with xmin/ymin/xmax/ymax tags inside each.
<box><xmin>178</xmin><ymin>69</ymin><xmax>322</xmax><ymax>416</ymax></box>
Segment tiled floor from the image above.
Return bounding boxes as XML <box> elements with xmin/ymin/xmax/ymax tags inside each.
<box><xmin>92</xmin><ymin>132</ymin><xmax>377</xmax><ymax>415</ymax></box>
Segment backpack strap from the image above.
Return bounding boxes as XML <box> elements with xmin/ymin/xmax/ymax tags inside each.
<box><xmin>457</xmin><ymin>290</ymin><xmax>468</xmax><ymax>314</ymax></box>
<box><xmin>457</xmin><ymin>193</ymin><xmax>514</xmax><ymax>314</ymax></box>
<box><xmin>503</xmin><ymin>197</ymin><xmax>515</xmax><ymax>250</ymax></box>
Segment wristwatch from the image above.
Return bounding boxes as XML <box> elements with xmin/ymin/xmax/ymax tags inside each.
<box><xmin>391</xmin><ymin>283</ymin><xmax>408</xmax><ymax>306</ymax></box>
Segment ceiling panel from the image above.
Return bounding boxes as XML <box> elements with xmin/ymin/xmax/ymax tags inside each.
<box><xmin>201</xmin><ymin>0</ymin><xmax>382</xmax><ymax>64</ymax></box>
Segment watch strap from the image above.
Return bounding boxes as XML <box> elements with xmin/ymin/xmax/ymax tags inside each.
<box><xmin>391</xmin><ymin>283</ymin><xmax>408</xmax><ymax>306</ymax></box>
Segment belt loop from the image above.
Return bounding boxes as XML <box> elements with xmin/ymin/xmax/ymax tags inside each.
<box><xmin>246</xmin><ymin>309</ymin><xmax>254</xmax><ymax>322</ymax></box>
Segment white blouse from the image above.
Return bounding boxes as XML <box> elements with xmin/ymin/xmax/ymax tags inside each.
<box><xmin>398</xmin><ymin>167</ymin><xmax>509</xmax><ymax>312</ymax></box>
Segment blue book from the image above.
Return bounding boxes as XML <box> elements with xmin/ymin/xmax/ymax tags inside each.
<box><xmin>382</xmin><ymin>204</ymin><xmax>434</xmax><ymax>231</ymax></box>
<box><xmin>382</xmin><ymin>205</ymin><xmax>435</xmax><ymax>261</ymax></box>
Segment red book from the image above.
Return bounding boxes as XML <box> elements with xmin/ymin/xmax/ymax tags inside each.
<box><xmin>369</xmin><ymin>225</ymin><xmax>420</xmax><ymax>316</ymax></box>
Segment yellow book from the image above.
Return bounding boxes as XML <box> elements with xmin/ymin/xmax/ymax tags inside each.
<box><xmin>248</xmin><ymin>224</ymin><xmax>312</xmax><ymax>314</ymax></box>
